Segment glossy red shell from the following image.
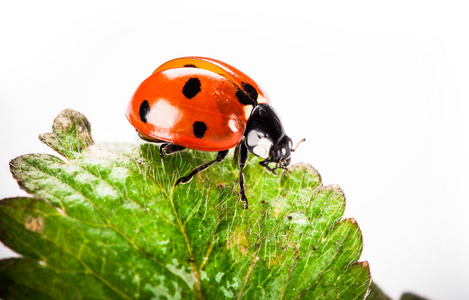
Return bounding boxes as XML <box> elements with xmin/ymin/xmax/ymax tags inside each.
<box><xmin>126</xmin><ymin>57</ymin><xmax>269</xmax><ymax>151</ymax></box>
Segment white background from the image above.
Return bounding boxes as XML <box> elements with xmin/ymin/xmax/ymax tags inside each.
<box><xmin>1</xmin><ymin>1</ymin><xmax>468</xmax><ymax>299</ymax></box>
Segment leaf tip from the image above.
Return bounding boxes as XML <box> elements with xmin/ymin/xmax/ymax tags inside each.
<box><xmin>361</xmin><ymin>261</ymin><xmax>369</xmax><ymax>269</ymax></box>
<box><xmin>53</xmin><ymin>108</ymin><xmax>92</xmax><ymax>135</ymax></box>
<box><xmin>39</xmin><ymin>108</ymin><xmax>94</xmax><ymax>157</ymax></box>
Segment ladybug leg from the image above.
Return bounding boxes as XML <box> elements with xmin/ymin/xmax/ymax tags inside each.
<box><xmin>159</xmin><ymin>143</ymin><xmax>186</xmax><ymax>158</ymax></box>
<box><xmin>175</xmin><ymin>150</ymin><xmax>229</xmax><ymax>186</ymax></box>
<box><xmin>238</xmin><ymin>142</ymin><xmax>249</xmax><ymax>209</ymax></box>
<box><xmin>259</xmin><ymin>159</ymin><xmax>278</xmax><ymax>176</ymax></box>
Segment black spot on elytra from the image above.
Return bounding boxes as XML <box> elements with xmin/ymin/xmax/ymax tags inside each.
<box><xmin>139</xmin><ymin>100</ymin><xmax>150</xmax><ymax>123</ymax></box>
<box><xmin>242</xmin><ymin>82</ymin><xmax>258</xmax><ymax>102</ymax></box>
<box><xmin>182</xmin><ymin>77</ymin><xmax>201</xmax><ymax>99</ymax></box>
<box><xmin>235</xmin><ymin>88</ymin><xmax>253</xmax><ymax>105</ymax></box>
<box><xmin>193</xmin><ymin>121</ymin><xmax>207</xmax><ymax>138</ymax></box>
<box><xmin>235</xmin><ymin>82</ymin><xmax>259</xmax><ymax>106</ymax></box>
<box><xmin>183</xmin><ymin>64</ymin><xmax>197</xmax><ymax>68</ymax></box>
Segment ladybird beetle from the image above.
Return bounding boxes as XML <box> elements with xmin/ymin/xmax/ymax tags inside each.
<box><xmin>126</xmin><ymin>57</ymin><xmax>302</xmax><ymax>209</ymax></box>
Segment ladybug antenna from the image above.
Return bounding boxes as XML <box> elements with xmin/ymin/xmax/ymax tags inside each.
<box><xmin>292</xmin><ymin>138</ymin><xmax>306</xmax><ymax>152</ymax></box>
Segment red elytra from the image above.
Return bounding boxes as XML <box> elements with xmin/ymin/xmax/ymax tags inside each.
<box><xmin>126</xmin><ymin>57</ymin><xmax>269</xmax><ymax>151</ymax></box>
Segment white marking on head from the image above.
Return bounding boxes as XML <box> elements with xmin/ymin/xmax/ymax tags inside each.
<box><xmin>282</xmin><ymin>148</ymin><xmax>286</xmax><ymax>155</ymax></box>
<box><xmin>253</xmin><ymin>138</ymin><xmax>272</xmax><ymax>159</ymax></box>
<box><xmin>246</xmin><ymin>130</ymin><xmax>260</xmax><ymax>147</ymax></box>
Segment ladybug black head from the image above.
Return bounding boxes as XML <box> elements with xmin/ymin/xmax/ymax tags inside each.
<box><xmin>269</xmin><ymin>135</ymin><xmax>293</xmax><ymax>165</ymax></box>
<box><xmin>256</xmin><ymin>135</ymin><xmax>293</xmax><ymax>175</ymax></box>
<box><xmin>244</xmin><ymin>104</ymin><xmax>294</xmax><ymax>175</ymax></box>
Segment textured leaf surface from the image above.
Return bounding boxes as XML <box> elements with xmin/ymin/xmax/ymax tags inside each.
<box><xmin>0</xmin><ymin>109</ymin><xmax>371</xmax><ymax>299</ymax></box>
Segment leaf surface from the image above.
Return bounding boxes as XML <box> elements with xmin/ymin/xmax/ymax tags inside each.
<box><xmin>0</xmin><ymin>109</ymin><xmax>370</xmax><ymax>299</ymax></box>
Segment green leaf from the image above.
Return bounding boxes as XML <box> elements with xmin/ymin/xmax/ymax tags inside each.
<box><xmin>0</xmin><ymin>109</ymin><xmax>371</xmax><ymax>299</ymax></box>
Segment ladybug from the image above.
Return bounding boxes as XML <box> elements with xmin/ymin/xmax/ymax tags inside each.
<box><xmin>126</xmin><ymin>57</ymin><xmax>302</xmax><ymax>209</ymax></box>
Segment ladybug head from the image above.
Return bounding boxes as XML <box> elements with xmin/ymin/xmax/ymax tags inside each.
<box><xmin>245</xmin><ymin>104</ymin><xmax>301</xmax><ymax>175</ymax></box>
<box><xmin>268</xmin><ymin>135</ymin><xmax>293</xmax><ymax>168</ymax></box>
